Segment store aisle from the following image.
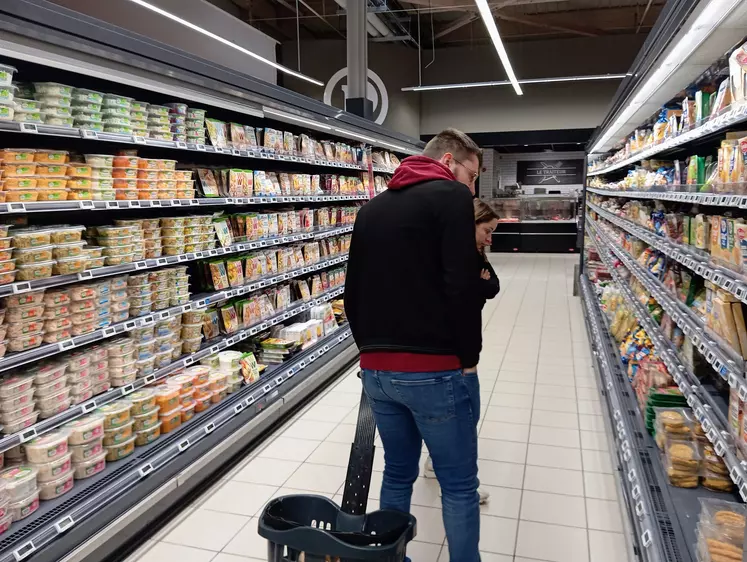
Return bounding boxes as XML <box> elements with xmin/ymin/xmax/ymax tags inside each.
<box><xmin>127</xmin><ymin>254</ymin><xmax>629</xmax><ymax>562</ymax></box>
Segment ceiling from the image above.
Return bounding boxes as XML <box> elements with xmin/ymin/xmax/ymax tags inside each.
<box><xmin>226</xmin><ymin>0</ymin><xmax>666</xmax><ymax>46</ymax></box>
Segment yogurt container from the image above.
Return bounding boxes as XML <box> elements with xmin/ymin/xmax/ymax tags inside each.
<box><xmin>0</xmin><ymin>466</ymin><xmax>38</xmax><ymax>501</ymax></box>
<box><xmin>72</xmin><ymin>452</ymin><xmax>106</xmax><ymax>479</ymax></box>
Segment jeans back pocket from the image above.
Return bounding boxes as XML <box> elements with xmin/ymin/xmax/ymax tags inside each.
<box><xmin>390</xmin><ymin>376</ymin><xmax>456</xmax><ymax>423</ymax></box>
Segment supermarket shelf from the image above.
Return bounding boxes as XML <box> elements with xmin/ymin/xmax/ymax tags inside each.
<box><xmin>0</xmin><ymin>322</ymin><xmax>356</xmax><ymax>562</ymax></box>
<box><xmin>589</xmin><ymin>216</ymin><xmax>747</xmax><ymax>413</ymax></box>
<box><xmin>587</xmin><ymin>201</ymin><xmax>747</xmax><ymax>306</ymax></box>
<box><xmin>0</xmin><ymin>121</ymin><xmax>399</xmax><ymax>176</ymax></box>
<box><xmin>587</xmin><ymin>187</ymin><xmax>747</xmax><ymax>208</ymax></box>
<box><xmin>0</xmin><ymin>284</ymin><xmax>347</xmax><ymax>456</ymax></box>
<box><xmin>0</xmin><ymin>194</ymin><xmax>370</xmax><ymax>215</ymax></box>
<box><xmin>586</xmin><ymin>219</ymin><xmax>747</xmax><ymax>499</ymax></box>
<box><xmin>0</xmin><ymin>254</ymin><xmax>349</xmax><ymax>376</ymax></box>
<box><xmin>0</xmin><ymin>224</ymin><xmax>354</xmax><ymax>298</ymax></box>
<box><xmin>579</xmin><ymin>275</ymin><xmax>668</xmax><ymax>562</ymax></box>
<box><xmin>587</xmin><ymin>101</ymin><xmax>747</xmax><ymax>177</ymax></box>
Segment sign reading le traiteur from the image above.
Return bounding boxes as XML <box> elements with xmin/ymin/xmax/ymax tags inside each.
<box><xmin>517</xmin><ymin>159</ymin><xmax>584</xmax><ymax>185</ymax></box>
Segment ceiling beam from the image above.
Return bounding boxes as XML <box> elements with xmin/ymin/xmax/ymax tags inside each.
<box><xmin>493</xmin><ymin>12</ymin><xmax>601</xmax><ymax>37</ymax></box>
<box><xmin>433</xmin><ymin>0</ymin><xmax>574</xmax><ymax>40</ymax></box>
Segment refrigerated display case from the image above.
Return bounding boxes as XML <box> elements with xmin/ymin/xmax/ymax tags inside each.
<box><xmin>0</xmin><ymin>2</ymin><xmax>424</xmax><ymax>561</ymax></box>
<box><xmin>487</xmin><ymin>194</ymin><xmax>579</xmax><ymax>253</ymax></box>
<box><xmin>579</xmin><ymin>2</ymin><xmax>747</xmax><ymax>562</ymax></box>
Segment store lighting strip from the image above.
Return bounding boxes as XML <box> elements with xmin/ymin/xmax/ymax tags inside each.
<box><xmin>475</xmin><ymin>0</ymin><xmax>522</xmax><ymax>95</ymax></box>
<box><xmin>401</xmin><ymin>73</ymin><xmax>627</xmax><ymax>92</ymax></box>
<box><xmin>263</xmin><ymin>107</ymin><xmax>333</xmax><ymax>131</ymax></box>
<box><xmin>589</xmin><ymin>0</ymin><xmax>743</xmax><ymax>153</ymax></box>
<box><xmin>125</xmin><ymin>0</ymin><xmax>324</xmax><ymax>86</ymax></box>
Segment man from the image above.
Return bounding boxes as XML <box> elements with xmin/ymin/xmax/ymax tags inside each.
<box><xmin>344</xmin><ymin>128</ymin><xmax>483</xmax><ymax>562</ymax></box>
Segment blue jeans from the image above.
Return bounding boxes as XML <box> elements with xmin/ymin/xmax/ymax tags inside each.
<box><xmin>362</xmin><ymin>368</ymin><xmax>481</xmax><ymax>562</ymax></box>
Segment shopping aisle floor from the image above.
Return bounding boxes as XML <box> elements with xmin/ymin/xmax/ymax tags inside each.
<box><xmin>127</xmin><ymin>254</ymin><xmax>630</xmax><ymax>562</ymax></box>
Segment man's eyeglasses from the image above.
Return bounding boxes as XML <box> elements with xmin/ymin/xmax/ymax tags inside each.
<box><xmin>454</xmin><ymin>158</ymin><xmax>479</xmax><ymax>182</ymax></box>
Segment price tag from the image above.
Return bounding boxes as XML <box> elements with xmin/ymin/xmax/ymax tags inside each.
<box><xmin>80</xmin><ymin>128</ymin><xmax>98</xmax><ymax>139</ymax></box>
<box><xmin>196</xmin><ymin>144</ymin><xmax>207</xmax><ymax>152</ymax></box>
<box><xmin>175</xmin><ymin>141</ymin><xmax>187</xmax><ymax>150</ymax></box>
<box><xmin>132</xmin><ymin>135</ymin><xmax>146</xmax><ymax>145</ymax></box>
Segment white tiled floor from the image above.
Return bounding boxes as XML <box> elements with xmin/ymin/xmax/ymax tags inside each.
<box><xmin>127</xmin><ymin>254</ymin><xmax>632</xmax><ymax>562</ymax></box>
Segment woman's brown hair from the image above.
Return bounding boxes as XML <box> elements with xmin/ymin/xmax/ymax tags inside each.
<box><xmin>473</xmin><ymin>199</ymin><xmax>499</xmax><ymax>257</ymax></box>
<box><xmin>473</xmin><ymin>198</ymin><xmax>499</xmax><ymax>225</ymax></box>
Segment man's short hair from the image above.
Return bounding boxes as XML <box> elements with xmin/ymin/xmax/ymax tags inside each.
<box><xmin>423</xmin><ymin>128</ymin><xmax>482</xmax><ymax>168</ymax></box>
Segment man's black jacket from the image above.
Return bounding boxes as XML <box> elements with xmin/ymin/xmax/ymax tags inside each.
<box><xmin>344</xmin><ymin>173</ymin><xmax>482</xmax><ymax>368</ymax></box>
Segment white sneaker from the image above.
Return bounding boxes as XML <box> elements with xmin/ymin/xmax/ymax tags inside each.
<box><xmin>424</xmin><ymin>456</ymin><xmax>490</xmax><ymax>504</ymax></box>
<box><xmin>424</xmin><ymin>456</ymin><xmax>436</xmax><ymax>479</ymax></box>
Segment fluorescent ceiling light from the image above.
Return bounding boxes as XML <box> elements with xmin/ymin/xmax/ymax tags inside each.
<box><xmin>590</xmin><ymin>0</ymin><xmax>742</xmax><ymax>153</ymax></box>
<box><xmin>125</xmin><ymin>0</ymin><xmax>324</xmax><ymax>86</ymax></box>
<box><xmin>263</xmin><ymin>107</ymin><xmax>332</xmax><ymax>130</ymax></box>
<box><xmin>401</xmin><ymin>73</ymin><xmax>627</xmax><ymax>92</ymax></box>
<box><xmin>475</xmin><ymin>0</ymin><xmax>522</xmax><ymax>95</ymax></box>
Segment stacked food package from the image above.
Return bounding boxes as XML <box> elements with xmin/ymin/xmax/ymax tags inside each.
<box><xmin>695</xmin><ymin>499</ymin><xmax>745</xmax><ymax>562</ymax></box>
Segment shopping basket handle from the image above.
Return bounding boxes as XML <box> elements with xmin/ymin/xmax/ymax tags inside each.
<box><xmin>339</xmin><ymin>372</ymin><xmax>376</xmax><ymax>516</ymax></box>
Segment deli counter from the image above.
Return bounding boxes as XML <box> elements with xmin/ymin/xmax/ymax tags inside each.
<box><xmin>487</xmin><ymin>194</ymin><xmax>580</xmax><ymax>253</ymax></box>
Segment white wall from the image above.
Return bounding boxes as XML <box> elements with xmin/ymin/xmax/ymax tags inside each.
<box><xmin>283</xmin><ymin>34</ymin><xmax>644</xmax><ymax>137</ymax></box>
<box><xmin>50</xmin><ymin>0</ymin><xmax>279</xmax><ymax>84</ymax></box>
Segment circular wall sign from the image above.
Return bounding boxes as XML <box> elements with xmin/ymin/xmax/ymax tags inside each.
<box><xmin>323</xmin><ymin>67</ymin><xmax>389</xmax><ymax>125</ymax></box>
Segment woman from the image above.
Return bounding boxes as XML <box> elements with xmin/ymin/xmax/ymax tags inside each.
<box><xmin>423</xmin><ymin>198</ymin><xmax>500</xmax><ymax>503</ymax></box>
<box><xmin>474</xmin><ymin>198</ymin><xmax>500</xmax><ymax>304</ymax></box>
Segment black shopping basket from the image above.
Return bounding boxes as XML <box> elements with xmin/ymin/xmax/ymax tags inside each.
<box><xmin>258</xmin><ymin>373</ymin><xmax>417</xmax><ymax>561</ymax></box>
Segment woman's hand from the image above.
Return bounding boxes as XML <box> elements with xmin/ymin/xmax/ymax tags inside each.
<box><xmin>480</xmin><ymin>269</ymin><xmax>491</xmax><ymax>280</ymax></box>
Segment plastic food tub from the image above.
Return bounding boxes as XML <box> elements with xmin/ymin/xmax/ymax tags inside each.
<box><xmin>15</xmin><ymin>260</ymin><xmax>54</xmax><ymax>281</ymax></box>
<box><xmin>181</xmin><ymin>403</ymin><xmax>196</xmax><ymax>423</ymax></box>
<box><xmin>11</xmin><ymin>228</ymin><xmax>51</xmax><ymax>248</ymax></box>
<box><xmin>133</xmin><ymin>406</ymin><xmax>160</xmax><ymax>432</ymax></box>
<box><xmin>69</xmin><ymin>435</ymin><xmax>104</xmax><ymax>462</ymax></box>
<box><xmin>159</xmin><ymin>408</ymin><xmax>181</xmax><ymax>434</ymax></box>
<box><xmin>29</xmin><ymin>363</ymin><xmax>67</xmax><ymax>386</ymax></box>
<box><xmin>36</xmin><ymin>387</ymin><xmax>72</xmax><ymax>411</ymax></box>
<box><xmin>135</xmin><ymin>356</ymin><xmax>156</xmax><ymax>377</ymax></box>
<box><xmin>0</xmin><ymin>466</ymin><xmax>38</xmax><ymax>501</ymax></box>
<box><xmin>64</xmin><ymin>415</ymin><xmax>105</xmax><ymax>445</ymax></box>
<box><xmin>111</xmin><ymin>370</ymin><xmax>137</xmax><ymax>387</ymax></box>
<box><xmin>8</xmin><ymin>488</ymin><xmax>39</xmax><ymax>521</ymax></box>
<box><xmin>103</xmin><ymin>420</ymin><xmax>134</xmax><ymax>446</ymax></box>
<box><xmin>128</xmin><ymin>389</ymin><xmax>156</xmax><ymax>416</ymax></box>
<box><xmin>30</xmin><ymin>451</ymin><xmax>72</xmax><ymax>483</ymax></box>
<box><xmin>38</xmin><ymin>469</ymin><xmax>74</xmax><ymax>500</ymax></box>
<box><xmin>0</xmin><ymin>389</ymin><xmax>34</xmax><ymax>413</ymax></box>
<box><xmin>25</xmin><ymin>432</ymin><xmax>69</xmax><ymax>463</ymax></box>
<box><xmin>72</xmin><ymin>452</ymin><xmax>106</xmax><ymax>479</ymax></box>
<box><xmin>96</xmin><ymin>401</ymin><xmax>132</xmax><ymax>429</ymax></box>
<box><xmin>13</xmin><ymin>244</ymin><xmax>55</xmax><ymax>265</ymax></box>
<box><xmin>154</xmin><ymin>386</ymin><xmax>180</xmax><ymax>413</ymax></box>
<box><xmin>104</xmin><ymin>435</ymin><xmax>135</xmax><ymax>461</ymax></box>
<box><xmin>0</xmin><ymin>403</ymin><xmax>35</xmax><ymax>425</ymax></box>
<box><xmin>0</xmin><ymin>376</ymin><xmax>34</xmax><ymax>399</ymax></box>
<box><xmin>134</xmin><ymin>422</ymin><xmax>161</xmax><ymax>446</ymax></box>
<box><xmin>194</xmin><ymin>394</ymin><xmax>211</xmax><ymax>413</ymax></box>
<box><xmin>181</xmin><ymin>336</ymin><xmax>202</xmax><ymax>354</ymax></box>
<box><xmin>6</xmin><ymin>319</ymin><xmax>44</xmax><ymax>338</ymax></box>
<box><xmin>211</xmin><ymin>386</ymin><xmax>228</xmax><ymax>404</ymax></box>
